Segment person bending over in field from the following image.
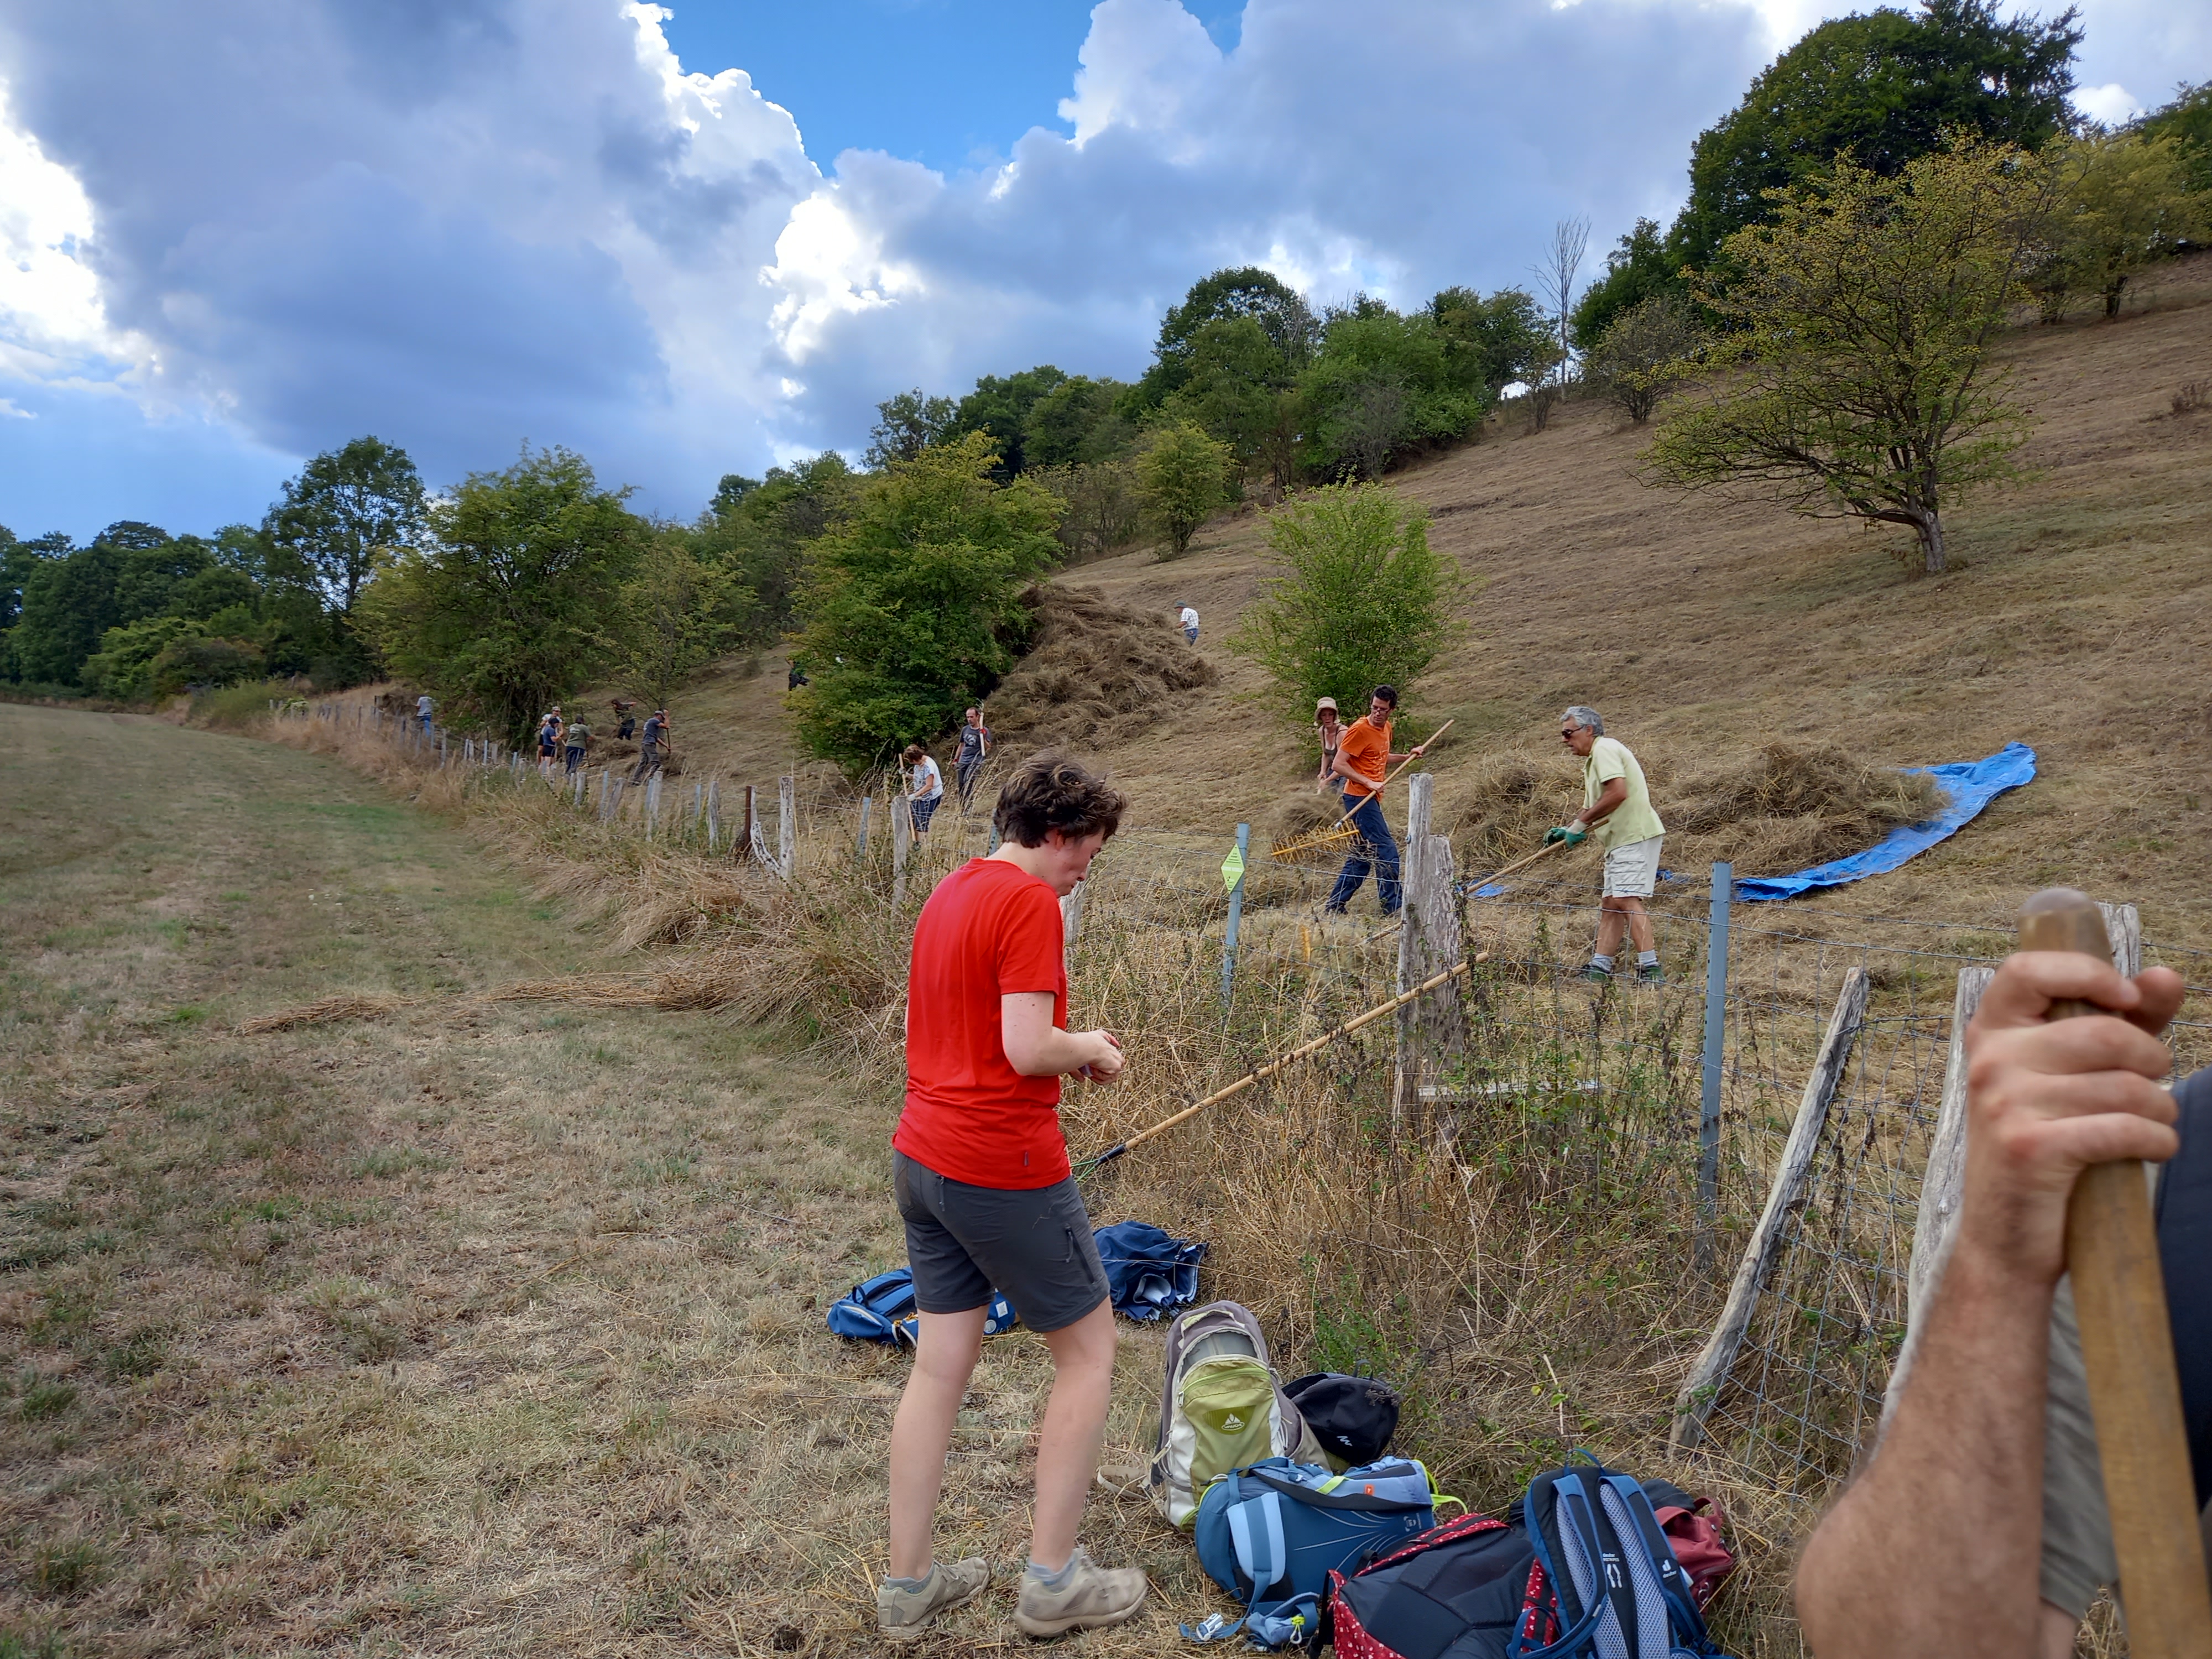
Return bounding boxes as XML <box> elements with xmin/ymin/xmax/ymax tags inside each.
<box><xmin>1797</xmin><ymin>947</ymin><xmax>2212</xmax><ymax>1656</ymax></box>
<box><xmin>879</xmin><ymin>754</ymin><xmax>1147</xmax><ymax>1644</ymax></box>
<box><xmin>1550</xmin><ymin>705</ymin><xmax>1666</xmax><ymax>984</ymax></box>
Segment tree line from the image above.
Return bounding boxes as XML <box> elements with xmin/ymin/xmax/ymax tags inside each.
<box><xmin>6</xmin><ymin>1</ymin><xmax>2205</xmax><ymax>758</ymax></box>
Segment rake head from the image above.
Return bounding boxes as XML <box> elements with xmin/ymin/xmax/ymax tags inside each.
<box><xmin>1269</xmin><ymin>822</ymin><xmax>1361</xmax><ymax>864</ymax></box>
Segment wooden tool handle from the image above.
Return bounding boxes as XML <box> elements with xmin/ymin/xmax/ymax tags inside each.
<box><xmin>1321</xmin><ymin>719</ymin><xmax>1455</xmax><ymax>833</ymax></box>
<box><xmin>2021</xmin><ymin>886</ymin><xmax>2212</xmax><ymax>1656</ymax></box>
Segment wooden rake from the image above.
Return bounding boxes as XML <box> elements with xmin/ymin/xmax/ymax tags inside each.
<box><xmin>1269</xmin><ymin>718</ymin><xmax>1457</xmax><ymax>865</ymax></box>
<box><xmin>1074</xmin><ymin>954</ymin><xmax>1485</xmax><ymax>1180</ymax></box>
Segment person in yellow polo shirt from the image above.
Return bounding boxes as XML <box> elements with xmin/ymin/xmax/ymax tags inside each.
<box><xmin>1546</xmin><ymin>705</ymin><xmax>1666</xmax><ymax>984</ymax></box>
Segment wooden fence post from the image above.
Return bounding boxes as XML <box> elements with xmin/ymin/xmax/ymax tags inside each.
<box><xmin>1670</xmin><ymin>965</ymin><xmax>1871</xmax><ymax>1451</ymax></box>
<box><xmin>1392</xmin><ymin>775</ymin><xmax>1466</xmax><ymax>1134</ymax></box>
<box><xmin>891</xmin><ymin>792</ymin><xmax>913</xmax><ymax>904</ymax></box>
<box><xmin>778</xmin><ymin>775</ymin><xmax>796</xmax><ymax>878</ymax></box>
<box><xmin>857</xmin><ymin>795</ymin><xmax>872</xmax><ymax>860</ymax></box>
<box><xmin>1885</xmin><ymin>902</ymin><xmax>2140</xmax><ymax>1428</ymax></box>
<box><xmin>1061</xmin><ymin>877</ymin><xmax>1089</xmax><ymax>956</ymax></box>
<box><xmin>645</xmin><ymin>773</ymin><xmax>662</xmax><ymax>837</ymax></box>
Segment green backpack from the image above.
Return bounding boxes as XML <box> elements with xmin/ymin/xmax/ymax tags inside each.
<box><xmin>1148</xmin><ymin>1301</ymin><xmax>1326</xmax><ymax>1528</ymax></box>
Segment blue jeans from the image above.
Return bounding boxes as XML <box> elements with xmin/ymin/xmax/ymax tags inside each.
<box><xmin>1324</xmin><ymin>792</ymin><xmax>1400</xmax><ymax>915</ymax></box>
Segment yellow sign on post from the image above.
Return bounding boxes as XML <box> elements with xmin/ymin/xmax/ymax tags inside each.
<box><xmin>1221</xmin><ymin>844</ymin><xmax>1246</xmax><ymax>893</ymax></box>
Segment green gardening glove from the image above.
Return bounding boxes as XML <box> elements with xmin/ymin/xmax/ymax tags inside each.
<box><xmin>1544</xmin><ymin>825</ymin><xmax>1589</xmax><ymax>847</ymax></box>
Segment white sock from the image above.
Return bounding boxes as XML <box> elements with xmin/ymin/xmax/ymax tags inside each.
<box><xmin>1638</xmin><ymin>951</ymin><xmax>1658</xmax><ymax>967</ymax></box>
<box><xmin>1590</xmin><ymin>954</ymin><xmax>1615</xmax><ymax>972</ymax></box>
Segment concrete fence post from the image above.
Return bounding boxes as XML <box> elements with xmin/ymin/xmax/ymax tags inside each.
<box><xmin>1219</xmin><ymin>823</ymin><xmax>1251</xmax><ymax>1009</ymax></box>
<box><xmin>891</xmin><ymin>792</ymin><xmax>913</xmax><ymax>904</ymax></box>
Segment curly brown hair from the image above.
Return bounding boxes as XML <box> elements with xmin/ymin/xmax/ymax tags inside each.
<box><xmin>993</xmin><ymin>752</ymin><xmax>1126</xmax><ymax>848</ymax></box>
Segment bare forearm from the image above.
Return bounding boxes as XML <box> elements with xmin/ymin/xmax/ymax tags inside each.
<box><xmin>1797</xmin><ymin>1247</ymin><xmax>2053</xmax><ymax>1657</ymax></box>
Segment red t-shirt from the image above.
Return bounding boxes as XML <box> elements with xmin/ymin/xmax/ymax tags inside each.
<box><xmin>894</xmin><ymin>858</ymin><xmax>1070</xmax><ymax>1190</ymax></box>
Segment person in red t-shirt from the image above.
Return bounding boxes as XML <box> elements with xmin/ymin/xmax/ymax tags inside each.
<box><xmin>879</xmin><ymin>753</ymin><xmax>1150</xmax><ymax>1644</ymax></box>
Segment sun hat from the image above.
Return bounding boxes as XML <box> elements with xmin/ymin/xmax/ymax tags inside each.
<box><xmin>1314</xmin><ymin>696</ymin><xmax>1339</xmax><ymax>714</ymax></box>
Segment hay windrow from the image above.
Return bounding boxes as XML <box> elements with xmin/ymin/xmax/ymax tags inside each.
<box><xmin>985</xmin><ymin>585</ymin><xmax>1219</xmax><ymax>754</ymax></box>
<box><xmin>234</xmin><ymin>993</ymin><xmax>413</xmax><ymax>1033</ymax></box>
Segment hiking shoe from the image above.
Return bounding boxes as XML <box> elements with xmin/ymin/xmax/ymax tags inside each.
<box><xmin>878</xmin><ymin>1557</ymin><xmax>992</xmax><ymax>1645</ymax></box>
<box><xmin>1636</xmin><ymin>962</ymin><xmax>1665</xmax><ymax>985</ymax></box>
<box><xmin>1577</xmin><ymin>963</ymin><xmax>1613</xmax><ymax>983</ymax></box>
<box><xmin>1014</xmin><ymin>1547</ymin><xmax>1148</xmax><ymax>1639</ymax></box>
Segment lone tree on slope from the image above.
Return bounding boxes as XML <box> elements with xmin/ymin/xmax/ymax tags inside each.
<box><xmin>1642</xmin><ymin>140</ymin><xmax>2051</xmax><ymax>576</ymax></box>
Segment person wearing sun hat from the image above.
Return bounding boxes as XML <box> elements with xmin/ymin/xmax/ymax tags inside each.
<box><xmin>1313</xmin><ymin>696</ymin><xmax>1343</xmax><ymax>794</ymax></box>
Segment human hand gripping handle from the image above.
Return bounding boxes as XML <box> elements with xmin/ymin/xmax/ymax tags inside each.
<box><xmin>1968</xmin><ymin>889</ymin><xmax>2208</xmax><ymax>1656</ymax></box>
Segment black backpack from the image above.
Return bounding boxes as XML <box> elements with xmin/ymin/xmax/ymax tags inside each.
<box><xmin>1284</xmin><ymin>1372</ymin><xmax>1402</xmax><ymax>1468</ymax></box>
<box><xmin>1324</xmin><ymin>1457</ymin><xmax>1734</xmax><ymax>1659</ymax></box>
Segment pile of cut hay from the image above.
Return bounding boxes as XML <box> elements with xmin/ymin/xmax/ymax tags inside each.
<box><xmin>986</xmin><ymin>585</ymin><xmax>1218</xmax><ymax>752</ymax></box>
<box><xmin>1672</xmin><ymin>743</ymin><xmax>1943</xmax><ymax>871</ymax></box>
<box><xmin>1442</xmin><ymin>742</ymin><xmax>1942</xmax><ymax>881</ymax></box>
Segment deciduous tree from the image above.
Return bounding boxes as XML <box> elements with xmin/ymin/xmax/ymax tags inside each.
<box><xmin>264</xmin><ymin>437</ymin><xmax>426</xmax><ymax>613</ymax></box>
<box><xmin>787</xmin><ymin>432</ymin><xmax>1060</xmax><ymax>770</ymax></box>
<box><xmin>1136</xmin><ymin>424</ymin><xmax>1233</xmax><ymax>558</ymax></box>
<box><xmin>1228</xmin><ymin>485</ymin><xmax>1464</xmax><ymax>726</ymax></box>
<box><xmin>1644</xmin><ymin>140</ymin><xmax>2051</xmax><ymax>575</ymax></box>
<box><xmin>356</xmin><ymin>446</ymin><xmax>645</xmax><ymax>742</ymax></box>
<box><xmin>1587</xmin><ymin>295</ymin><xmax>1704</xmax><ymax>424</ymax></box>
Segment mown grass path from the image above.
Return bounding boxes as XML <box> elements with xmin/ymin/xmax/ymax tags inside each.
<box><xmin>0</xmin><ymin>706</ymin><xmax>1188</xmax><ymax>1657</ymax></box>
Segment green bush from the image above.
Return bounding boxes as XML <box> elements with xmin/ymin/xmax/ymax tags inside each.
<box><xmin>1136</xmin><ymin>424</ymin><xmax>1233</xmax><ymax>558</ymax></box>
<box><xmin>1228</xmin><ymin>483</ymin><xmax>1465</xmax><ymax>724</ymax></box>
<box><xmin>788</xmin><ymin>432</ymin><xmax>1061</xmax><ymax>770</ymax></box>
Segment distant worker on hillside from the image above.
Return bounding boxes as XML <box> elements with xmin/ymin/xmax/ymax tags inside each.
<box><xmin>536</xmin><ymin>707</ymin><xmax>563</xmax><ymax>778</ymax></box>
<box><xmin>629</xmin><ymin>708</ymin><xmax>669</xmax><ymax>782</ymax></box>
<box><xmin>563</xmin><ymin>714</ymin><xmax>590</xmax><ymax>775</ymax></box>
<box><xmin>789</xmin><ymin>659</ymin><xmax>810</xmax><ymax>693</ymax></box>
<box><xmin>1548</xmin><ymin>705</ymin><xmax>1667</xmax><ymax>984</ymax></box>
<box><xmin>1313</xmin><ymin>696</ymin><xmax>1342</xmax><ymax>795</ymax></box>
<box><xmin>613</xmin><ymin>698</ymin><xmax>636</xmax><ymax>740</ymax></box>
<box><xmin>904</xmin><ymin>743</ymin><xmax>945</xmax><ymax>836</ymax></box>
<box><xmin>1177</xmin><ymin>603</ymin><xmax>1199</xmax><ymax>645</ymax></box>
<box><xmin>1323</xmin><ymin>685</ymin><xmax>1430</xmax><ymax>918</ymax></box>
<box><xmin>954</xmin><ymin>707</ymin><xmax>992</xmax><ymax>810</ymax></box>
<box><xmin>416</xmin><ymin>691</ymin><xmax>434</xmax><ymax>735</ymax></box>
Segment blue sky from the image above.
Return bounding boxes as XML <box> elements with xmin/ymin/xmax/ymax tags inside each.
<box><xmin>0</xmin><ymin>0</ymin><xmax>2201</xmax><ymax>544</ymax></box>
<box><xmin>659</xmin><ymin>1</ymin><xmax>1244</xmax><ymax>173</ymax></box>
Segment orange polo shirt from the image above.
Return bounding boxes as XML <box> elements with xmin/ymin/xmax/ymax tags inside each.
<box><xmin>1338</xmin><ymin>716</ymin><xmax>1391</xmax><ymax>797</ymax></box>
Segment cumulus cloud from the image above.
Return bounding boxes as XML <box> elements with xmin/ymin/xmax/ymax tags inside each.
<box><xmin>0</xmin><ymin>0</ymin><xmax>2197</xmax><ymax>535</ymax></box>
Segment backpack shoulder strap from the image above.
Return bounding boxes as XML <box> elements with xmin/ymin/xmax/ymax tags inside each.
<box><xmin>1511</xmin><ymin>1472</ymin><xmax>1615</xmax><ymax>1659</ymax></box>
<box><xmin>1596</xmin><ymin>1474</ymin><xmax>1723</xmax><ymax>1655</ymax></box>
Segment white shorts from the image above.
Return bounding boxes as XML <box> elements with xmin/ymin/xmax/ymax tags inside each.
<box><xmin>1601</xmin><ymin>836</ymin><xmax>1662</xmax><ymax>899</ymax></box>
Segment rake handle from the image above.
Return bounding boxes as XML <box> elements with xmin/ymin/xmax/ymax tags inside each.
<box><xmin>2020</xmin><ymin>887</ymin><xmax>2211</xmax><ymax>1657</ymax></box>
<box><xmin>1104</xmin><ymin>959</ymin><xmax>1475</xmax><ymax>1161</ymax></box>
<box><xmin>1321</xmin><ymin>718</ymin><xmax>1455</xmax><ymax>834</ymax></box>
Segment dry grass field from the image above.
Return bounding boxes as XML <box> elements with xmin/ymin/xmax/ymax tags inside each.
<box><xmin>9</xmin><ymin>258</ymin><xmax>2210</xmax><ymax>1659</ymax></box>
<box><xmin>0</xmin><ymin>707</ymin><xmax>1217</xmax><ymax>1656</ymax></box>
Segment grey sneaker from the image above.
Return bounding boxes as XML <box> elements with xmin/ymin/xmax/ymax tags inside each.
<box><xmin>1013</xmin><ymin>1547</ymin><xmax>1148</xmax><ymax>1639</ymax></box>
<box><xmin>878</xmin><ymin>1557</ymin><xmax>992</xmax><ymax>1645</ymax></box>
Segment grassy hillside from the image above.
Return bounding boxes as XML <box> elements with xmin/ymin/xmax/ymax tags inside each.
<box><xmin>679</xmin><ymin>251</ymin><xmax>2212</xmax><ymax>941</ymax></box>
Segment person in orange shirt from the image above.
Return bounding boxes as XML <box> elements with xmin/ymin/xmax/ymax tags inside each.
<box><xmin>1322</xmin><ymin>685</ymin><xmax>1430</xmax><ymax>916</ymax></box>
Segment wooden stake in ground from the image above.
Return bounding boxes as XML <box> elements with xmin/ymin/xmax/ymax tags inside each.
<box><xmin>2020</xmin><ymin>886</ymin><xmax>2212</xmax><ymax>1658</ymax></box>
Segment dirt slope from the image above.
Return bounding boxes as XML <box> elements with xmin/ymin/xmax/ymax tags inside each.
<box><xmin>669</xmin><ymin>254</ymin><xmax>2212</xmax><ymax>941</ymax></box>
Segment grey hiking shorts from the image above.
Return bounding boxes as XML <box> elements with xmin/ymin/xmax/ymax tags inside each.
<box><xmin>893</xmin><ymin>1151</ymin><xmax>1108</xmax><ymax>1334</ymax></box>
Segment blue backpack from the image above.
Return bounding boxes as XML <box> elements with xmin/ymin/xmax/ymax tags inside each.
<box><xmin>1185</xmin><ymin>1457</ymin><xmax>1443</xmax><ymax>1648</ymax></box>
<box><xmin>825</xmin><ymin>1269</ymin><xmax>1014</xmax><ymax>1348</ymax></box>
<box><xmin>1511</xmin><ymin>1457</ymin><xmax>1730</xmax><ymax>1659</ymax></box>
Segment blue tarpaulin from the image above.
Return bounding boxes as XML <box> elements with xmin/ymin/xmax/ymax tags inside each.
<box><xmin>1732</xmin><ymin>741</ymin><xmax>2037</xmax><ymax>902</ymax></box>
